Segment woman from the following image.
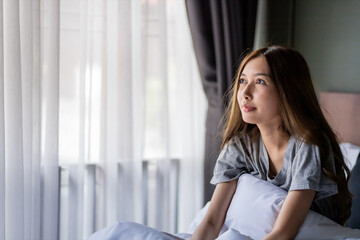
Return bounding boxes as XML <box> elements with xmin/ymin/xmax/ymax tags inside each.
<box><xmin>191</xmin><ymin>46</ymin><xmax>352</xmax><ymax>240</ymax></box>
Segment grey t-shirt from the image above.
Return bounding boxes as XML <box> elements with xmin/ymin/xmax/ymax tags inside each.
<box><xmin>210</xmin><ymin>134</ymin><xmax>339</xmax><ymax>221</ymax></box>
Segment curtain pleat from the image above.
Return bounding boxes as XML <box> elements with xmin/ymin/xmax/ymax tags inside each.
<box><xmin>118</xmin><ymin>0</ymin><xmax>134</xmax><ymax>222</ymax></box>
<box><xmin>130</xmin><ymin>0</ymin><xmax>144</xmax><ymax>224</ymax></box>
<box><xmin>4</xmin><ymin>1</ymin><xmax>25</xmax><ymax>240</ymax></box>
<box><xmin>105</xmin><ymin>0</ymin><xmax>120</xmax><ymax>225</ymax></box>
<box><xmin>41</xmin><ymin>0</ymin><xmax>60</xmax><ymax>239</ymax></box>
<box><xmin>0</xmin><ymin>0</ymin><xmax>5</xmax><ymax>239</ymax></box>
<box><xmin>158</xmin><ymin>1</ymin><xmax>170</xmax><ymax>231</ymax></box>
<box><xmin>31</xmin><ymin>0</ymin><xmax>41</xmax><ymax>238</ymax></box>
<box><xmin>99</xmin><ymin>0</ymin><xmax>107</xmax><ymax>229</ymax></box>
<box><xmin>19</xmin><ymin>1</ymin><xmax>34</xmax><ymax>239</ymax></box>
<box><xmin>75</xmin><ymin>0</ymin><xmax>89</xmax><ymax>238</ymax></box>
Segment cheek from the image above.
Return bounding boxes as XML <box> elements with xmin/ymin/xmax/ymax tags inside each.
<box><xmin>237</xmin><ymin>89</ymin><xmax>242</xmax><ymax>104</ymax></box>
<box><xmin>264</xmin><ymin>95</ymin><xmax>280</xmax><ymax>115</ymax></box>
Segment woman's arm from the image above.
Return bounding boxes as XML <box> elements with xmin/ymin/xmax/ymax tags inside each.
<box><xmin>191</xmin><ymin>179</ymin><xmax>238</xmax><ymax>240</ymax></box>
<box><xmin>263</xmin><ymin>189</ymin><xmax>316</xmax><ymax>240</ymax></box>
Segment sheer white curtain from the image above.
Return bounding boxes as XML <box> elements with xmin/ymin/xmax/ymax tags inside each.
<box><xmin>139</xmin><ymin>0</ymin><xmax>206</xmax><ymax>232</ymax></box>
<box><xmin>1</xmin><ymin>0</ymin><xmax>47</xmax><ymax>240</ymax></box>
<box><xmin>0</xmin><ymin>0</ymin><xmax>206</xmax><ymax>239</ymax></box>
<box><xmin>0</xmin><ymin>0</ymin><xmax>58</xmax><ymax>239</ymax></box>
<box><xmin>58</xmin><ymin>1</ymin><xmax>144</xmax><ymax>237</ymax></box>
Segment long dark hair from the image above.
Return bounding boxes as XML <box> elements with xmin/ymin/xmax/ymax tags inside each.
<box><xmin>221</xmin><ymin>46</ymin><xmax>352</xmax><ymax>225</ymax></box>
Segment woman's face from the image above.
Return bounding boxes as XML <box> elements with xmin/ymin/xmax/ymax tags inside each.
<box><xmin>237</xmin><ymin>56</ymin><xmax>281</xmax><ymax>128</ymax></box>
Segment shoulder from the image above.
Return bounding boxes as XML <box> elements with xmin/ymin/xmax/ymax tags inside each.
<box><xmin>286</xmin><ymin>136</ymin><xmax>323</xmax><ymax>176</ymax></box>
<box><xmin>291</xmin><ymin>136</ymin><xmax>320</xmax><ymax>159</ymax></box>
<box><xmin>288</xmin><ymin>136</ymin><xmax>338</xmax><ymax>199</ymax></box>
<box><xmin>288</xmin><ymin>136</ymin><xmax>337</xmax><ymax>180</ymax></box>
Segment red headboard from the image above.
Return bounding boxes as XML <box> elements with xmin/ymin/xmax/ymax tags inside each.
<box><xmin>320</xmin><ymin>92</ymin><xmax>360</xmax><ymax>146</ymax></box>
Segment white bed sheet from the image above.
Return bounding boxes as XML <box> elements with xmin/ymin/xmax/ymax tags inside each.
<box><xmin>340</xmin><ymin>142</ymin><xmax>360</xmax><ymax>171</ymax></box>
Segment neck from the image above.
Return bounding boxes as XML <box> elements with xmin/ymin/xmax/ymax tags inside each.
<box><xmin>257</xmin><ymin>123</ymin><xmax>289</xmax><ymax>151</ymax></box>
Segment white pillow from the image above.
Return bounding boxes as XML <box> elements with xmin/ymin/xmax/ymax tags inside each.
<box><xmin>188</xmin><ymin>174</ymin><xmax>360</xmax><ymax>240</ymax></box>
<box><xmin>340</xmin><ymin>143</ymin><xmax>360</xmax><ymax>171</ymax></box>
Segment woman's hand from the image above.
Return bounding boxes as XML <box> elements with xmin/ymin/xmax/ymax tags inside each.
<box><xmin>191</xmin><ymin>179</ymin><xmax>238</xmax><ymax>240</ymax></box>
<box><xmin>263</xmin><ymin>189</ymin><xmax>316</xmax><ymax>240</ymax></box>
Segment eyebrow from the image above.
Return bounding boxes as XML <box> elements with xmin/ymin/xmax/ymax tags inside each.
<box><xmin>240</xmin><ymin>73</ymin><xmax>271</xmax><ymax>77</ymax></box>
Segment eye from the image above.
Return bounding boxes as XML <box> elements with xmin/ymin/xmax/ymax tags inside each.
<box><xmin>256</xmin><ymin>79</ymin><xmax>266</xmax><ymax>85</ymax></box>
<box><xmin>239</xmin><ymin>78</ymin><xmax>246</xmax><ymax>84</ymax></box>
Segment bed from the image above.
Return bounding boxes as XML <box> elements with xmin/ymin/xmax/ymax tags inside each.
<box><xmin>87</xmin><ymin>92</ymin><xmax>360</xmax><ymax>240</ymax></box>
<box><xmin>320</xmin><ymin>92</ymin><xmax>360</xmax><ymax>229</ymax></box>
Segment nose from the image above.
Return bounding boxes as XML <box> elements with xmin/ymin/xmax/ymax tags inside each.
<box><xmin>241</xmin><ymin>84</ymin><xmax>253</xmax><ymax>100</ymax></box>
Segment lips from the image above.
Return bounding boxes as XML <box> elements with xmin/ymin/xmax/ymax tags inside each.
<box><xmin>242</xmin><ymin>104</ymin><xmax>256</xmax><ymax>112</ymax></box>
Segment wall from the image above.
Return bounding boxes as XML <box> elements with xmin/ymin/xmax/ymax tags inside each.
<box><xmin>293</xmin><ymin>0</ymin><xmax>360</xmax><ymax>93</ymax></box>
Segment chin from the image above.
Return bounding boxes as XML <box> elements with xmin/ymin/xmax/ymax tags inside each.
<box><xmin>242</xmin><ymin>118</ymin><xmax>258</xmax><ymax>125</ymax></box>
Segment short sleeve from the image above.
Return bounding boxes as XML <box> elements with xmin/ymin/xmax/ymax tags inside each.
<box><xmin>210</xmin><ymin>139</ymin><xmax>248</xmax><ymax>185</ymax></box>
<box><xmin>289</xmin><ymin>142</ymin><xmax>338</xmax><ymax>200</ymax></box>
